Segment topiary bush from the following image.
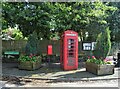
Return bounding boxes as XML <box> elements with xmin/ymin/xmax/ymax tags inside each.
<box><xmin>25</xmin><ymin>31</ymin><xmax>38</xmax><ymax>55</ymax></box>
<box><xmin>93</xmin><ymin>27</ymin><xmax>111</xmax><ymax>59</ymax></box>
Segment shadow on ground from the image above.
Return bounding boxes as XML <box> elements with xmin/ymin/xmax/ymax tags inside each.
<box><xmin>2</xmin><ymin>62</ymin><xmax>117</xmax><ymax>81</ymax></box>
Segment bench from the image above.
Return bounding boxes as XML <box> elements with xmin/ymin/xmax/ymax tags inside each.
<box><xmin>4</xmin><ymin>51</ymin><xmax>19</xmax><ymax>55</ymax></box>
<box><xmin>3</xmin><ymin>51</ymin><xmax>20</xmax><ymax>59</ymax></box>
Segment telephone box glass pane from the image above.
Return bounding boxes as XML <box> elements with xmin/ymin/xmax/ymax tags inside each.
<box><xmin>67</xmin><ymin>39</ymin><xmax>76</xmax><ymax>66</ymax></box>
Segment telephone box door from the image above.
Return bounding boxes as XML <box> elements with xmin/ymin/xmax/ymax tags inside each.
<box><xmin>67</xmin><ymin>38</ymin><xmax>76</xmax><ymax>67</ymax></box>
<box><xmin>60</xmin><ymin>30</ymin><xmax>78</xmax><ymax>70</ymax></box>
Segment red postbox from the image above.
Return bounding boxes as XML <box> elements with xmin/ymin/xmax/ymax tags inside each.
<box><xmin>60</xmin><ymin>30</ymin><xmax>78</xmax><ymax>70</ymax></box>
<box><xmin>47</xmin><ymin>45</ymin><xmax>52</xmax><ymax>55</ymax></box>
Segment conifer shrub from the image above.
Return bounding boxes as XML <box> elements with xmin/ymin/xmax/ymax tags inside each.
<box><xmin>93</xmin><ymin>27</ymin><xmax>111</xmax><ymax>59</ymax></box>
<box><xmin>25</xmin><ymin>31</ymin><xmax>38</xmax><ymax>55</ymax></box>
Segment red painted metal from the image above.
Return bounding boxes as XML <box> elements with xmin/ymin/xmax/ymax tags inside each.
<box><xmin>47</xmin><ymin>45</ymin><xmax>52</xmax><ymax>55</ymax></box>
<box><xmin>60</xmin><ymin>30</ymin><xmax>78</xmax><ymax>70</ymax></box>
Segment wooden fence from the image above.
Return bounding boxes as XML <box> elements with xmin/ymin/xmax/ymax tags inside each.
<box><xmin>2</xmin><ymin>40</ymin><xmax>83</xmax><ymax>55</ymax></box>
<box><xmin>2</xmin><ymin>40</ymin><xmax>120</xmax><ymax>56</ymax></box>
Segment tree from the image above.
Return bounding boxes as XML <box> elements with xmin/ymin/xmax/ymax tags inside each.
<box><xmin>47</xmin><ymin>2</ymin><xmax>117</xmax><ymax>41</ymax></box>
<box><xmin>2</xmin><ymin>2</ymin><xmax>52</xmax><ymax>39</ymax></box>
<box><xmin>2</xmin><ymin>2</ymin><xmax>117</xmax><ymax>41</ymax></box>
<box><xmin>106</xmin><ymin>2</ymin><xmax>120</xmax><ymax>42</ymax></box>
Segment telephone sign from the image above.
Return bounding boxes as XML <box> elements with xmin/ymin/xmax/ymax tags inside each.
<box><xmin>66</xmin><ymin>34</ymin><xmax>76</xmax><ymax>36</ymax></box>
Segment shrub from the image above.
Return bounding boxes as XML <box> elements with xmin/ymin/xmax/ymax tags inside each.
<box><xmin>25</xmin><ymin>31</ymin><xmax>38</xmax><ymax>55</ymax></box>
<box><xmin>93</xmin><ymin>27</ymin><xmax>111</xmax><ymax>59</ymax></box>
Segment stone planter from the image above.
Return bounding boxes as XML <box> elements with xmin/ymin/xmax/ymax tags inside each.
<box><xmin>18</xmin><ymin>61</ymin><xmax>41</xmax><ymax>70</ymax></box>
<box><xmin>86</xmin><ymin>62</ymin><xmax>114</xmax><ymax>75</ymax></box>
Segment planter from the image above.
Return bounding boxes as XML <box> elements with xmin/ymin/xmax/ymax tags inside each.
<box><xmin>18</xmin><ymin>60</ymin><xmax>41</xmax><ymax>70</ymax></box>
<box><xmin>18</xmin><ymin>55</ymin><xmax>42</xmax><ymax>70</ymax></box>
<box><xmin>86</xmin><ymin>62</ymin><xmax>114</xmax><ymax>75</ymax></box>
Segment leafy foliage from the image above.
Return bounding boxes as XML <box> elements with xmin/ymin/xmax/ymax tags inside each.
<box><xmin>50</xmin><ymin>2</ymin><xmax>116</xmax><ymax>41</ymax></box>
<box><xmin>2</xmin><ymin>2</ymin><xmax>52</xmax><ymax>39</ymax></box>
<box><xmin>107</xmin><ymin>2</ymin><xmax>120</xmax><ymax>42</ymax></box>
<box><xmin>2</xmin><ymin>27</ymin><xmax>24</xmax><ymax>40</ymax></box>
<box><xmin>2</xmin><ymin>2</ymin><xmax>117</xmax><ymax>41</ymax></box>
<box><xmin>93</xmin><ymin>27</ymin><xmax>111</xmax><ymax>59</ymax></box>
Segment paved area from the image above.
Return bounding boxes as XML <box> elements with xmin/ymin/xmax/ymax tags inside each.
<box><xmin>2</xmin><ymin>62</ymin><xmax>119</xmax><ymax>81</ymax></box>
<box><xmin>2</xmin><ymin>79</ymin><xmax>119</xmax><ymax>87</ymax></box>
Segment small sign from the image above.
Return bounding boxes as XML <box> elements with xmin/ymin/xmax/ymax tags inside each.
<box><xmin>83</xmin><ymin>43</ymin><xmax>92</xmax><ymax>50</ymax></box>
<box><xmin>82</xmin><ymin>42</ymin><xmax>96</xmax><ymax>51</ymax></box>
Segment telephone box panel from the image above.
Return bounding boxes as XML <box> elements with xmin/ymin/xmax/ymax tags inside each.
<box><xmin>60</xmin><ymin>30</ymin><xmax>78</xmax><ymax>70</ymax></box>
<box><xmin>47</xmin><ymin>45</ymin><xmax>52</xmax><ymax>55</ymax></box>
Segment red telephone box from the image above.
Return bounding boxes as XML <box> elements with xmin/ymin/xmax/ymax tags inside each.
<box><xmin>60</xmin><ymin>30</ymin><xmax>78</xmax><ymax>70</ymax></box>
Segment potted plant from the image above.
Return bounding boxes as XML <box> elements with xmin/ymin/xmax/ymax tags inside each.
<box><xmin>86</xmin><ymin>56</ymin><xmax>114</xmax><ymax>75</ymax></box>
<box><xmin>18</xmin><ymin>54</ymin><xmax>41</xmax><ymax>70</ymax></box>
<box><xmin>18</xmin><ymin>31</ymin><xmax>42</xmax><ymax>70</ymax></box>
<box><xmin>86</xmin><ymin>27</ymin><xmax>114</xmax><ymax>75</ymax></box>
